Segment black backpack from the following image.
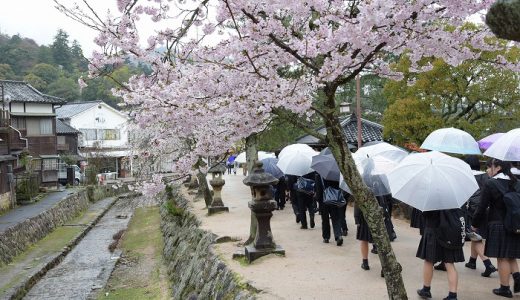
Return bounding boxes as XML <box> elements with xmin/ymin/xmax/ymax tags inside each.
<box><xmin>296</xmin><ymin>177</ymin><xmax>315</xmax><ymax>195</ymax></box>
<box><xmin>437</xmin><ymin>209</ymin><xmax>466</xmax><ymax>250</ymax></box>
<box><xmin>503</xmin><ymin>190</ymin><xmax>520</xmax><ymax>234</ymax></box>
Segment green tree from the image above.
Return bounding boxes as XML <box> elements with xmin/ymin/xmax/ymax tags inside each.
<box><xmin>29</xmin><ymin>63</ymin><xmax>59</xmax><ymax>84</ymax></box>
<box><xmin>0</xmin><ymin>64</ymin><xmax>15</xmax><ymax>80</ymax></box>
<box><xmin>70</xmin><ymin>40</ymin><xmax>88</xmax><ymax>71</ymax></box>
<box><xmin>382</xmin><ymin>98</ymin><xmax>443</xmax><ymax>146</ymax></box>
<box><xmin>23</xmin><ymin>73</ymin><xmax>47</xmax><ymax>91</ymax></box>
<box><xmin>47</xmin><ymin>77</ymin><xmax>79</xmax><ymax>101</ymax></box>
<box><xmin>257</xmin><ymin>116</ymin><xmax>306</xmax><ymax>151</ymax></box>
<box><xmin>383</xmin><ymin>48</ymin><xmax>520</xmax><ymax>141</ymax></box>
<box><xmin>51</xmin><ymin>29</ymin><xmax>72</xmax><ymax>72</ymax></box>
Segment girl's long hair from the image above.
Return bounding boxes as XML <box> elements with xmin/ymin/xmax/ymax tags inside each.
<box><xmin>491</xmin><ymin>158</ymin><xmax>518</xmax><ymax>189</ymax></box>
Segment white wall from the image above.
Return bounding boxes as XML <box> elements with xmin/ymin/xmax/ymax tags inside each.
<box><xmin>25</xmin><ymin>103</ymin><xmax>53</xmax><ymax>114</ymax></box>
<box><xmin>10</xmin><ymin>102</ymin><xmax>24</xmax><ymax>113</ymax></box>
<box><xmin>10</xmin><ymin>103</ymin><xmax>53</xmax><ymax>114</ymax></box>
<box><xmin>69</xmin><ymin>103</ymin><xmax>129</xmax><ymax>149</ymax></box>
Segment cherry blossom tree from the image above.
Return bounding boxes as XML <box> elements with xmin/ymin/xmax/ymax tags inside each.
<box><xmin>56</xmin><ymin>0</ymin><xmax>520</xmax><ymax>298</ymax></box>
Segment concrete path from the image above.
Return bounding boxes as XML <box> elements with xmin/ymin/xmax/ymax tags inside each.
<box><xmin>190</xmin><ymin>172</ymin><xmax>504</xmax><ymax>300</ymax></box>
<box><xmin>0</xmin><ymin>188</ymin><xmax>81</xmax><ymax>233</ymax></box>
<box><xmin>24</xmin><ymin>198</ymin><xmax>135</xmax><ymax>300</ymax></box>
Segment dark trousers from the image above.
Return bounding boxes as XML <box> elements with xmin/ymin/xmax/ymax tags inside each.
<box><xmin>274</xmin><ymin>179</ymin><xmax>286</xmax><ymax>209</ymax></box>
<box><xmin>341</xmin><ymin>204</ymin><xmax>348</xmax><ymax>233</ymax></box>
<box><xmin>290</xmin><ymin>190</ymin><xmax>299</xmax><ymax>216</ymax></box>
<box><xmin>297</xmin><ymin>192</ymin><xmax>315</xmax><ymax>227</ymax></box>
<box><xmin>321</xmin><ymin>204</ymin><xmax>343</xmax><ymax>240</ymax></box>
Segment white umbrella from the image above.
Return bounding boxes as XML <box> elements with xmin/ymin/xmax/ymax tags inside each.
<box><xmin>235</xmin><ymin>152</ymin><xmax>247</xmax><ymax>163</ymax></box>
<box><xmin>484</xmin><ymin>128</ymin><xmax>520</xmax><ymax>161</ymax></box>
<box><xmin>235</xmin><ymin>151</ymin><xmax>275</xmax><ymax>164</ymax></box>
<box><xmin>387</xmin><ymin>151</ymin><xmax>478</xmax><ymax>211</ymax></box>
<box><xmin>278</xmin><ymin>144</ymin><xmax>316</xmax><ymax>160</ymax></box>
<box><xmin>353</xmin><ymin>142</ymin><xmax>408</xmax><ymax>163</ymax></box>
<box><xmin>277</xmin><ymin>147</ymin><xmax>318</xmax><ymax>176</ymax></box>
<box><xmin>258</xmin><ymin>151</ymin><xmax>276</xmax><ymax>160</ymax></box>
<box><xmin>421</xmin><ymin>127</ymin><xmax>481</xmax><ymax>155</ymax></box>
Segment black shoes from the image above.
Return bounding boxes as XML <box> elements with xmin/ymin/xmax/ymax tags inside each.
<box><xmin>493</xmin><ymin>288</ymin><xmax>513</xmax><ymax>298</ymax></box>
<box><xmin>465</xmin><ymin>261</ymin><xmax>476</xmax><ymax>269</ymax></box>
<box><xmin>380</xmin><ymin>269</ymin><xmax>384</xmax><ymax>278</ymax></box>
<box><xmin>310</xmin><ymin>218</ymin><xmax>315</xmax><ymax>228</ymax></box>
<box><xmin>296</xmin><ymin>215</ymin><xmax>300</xmax><ymax>223</ymax></box>
<box><xmin>300</xmin><ymin>224</ymin><xmax>308</xmax><ymax>229</ymax></box>
<box><xmin>342</xmin><ymin>229</ymin><xmax>348</xmax><ymax>236</ymax></box>
<box><xmin>443</xmin><ymin>296</ymin><xmax>457</xmax><ymax>300</ymax></box>
<box><xmin>417</xmin><ymin>289</ymin><xmax>432</xmax><ymax>299</ymax></box>
<box><xmin>361</xmin><ymin>261</ymin><xmax>370</xmax><ymax>270</ymax></box>
<box><xmin>481</xmin><ymin>266</ymin><xmax>497</xmax><ymax>277</ymax></box>
<box><xmin>515</xmin><ymin>277</ymin><xmax>520</xmax><ymax>293</ymax></box>
<box><xmin>336</xmin><ymin>237</ymin><xmax>343</xmax><ymax>246</ymax></box>
<box><xmin>434</xmin><ymin>263</ymin><xmax>447</xmax><ymax>271</ymax></box>
<box><xmin>323</xmin><ymin>239</ymin><xmax>329</xmax><ymax>243</ymax></box>
<box><xmin>371</xmin><ymin>247</ymin><xmax>378</xmax><ymax>254</ymax></box>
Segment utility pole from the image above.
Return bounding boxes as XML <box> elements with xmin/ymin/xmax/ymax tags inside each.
<box><xmin>356</xmin><ymin>75</ymin><xmax>362</xmax><ymax>149</ymax></box>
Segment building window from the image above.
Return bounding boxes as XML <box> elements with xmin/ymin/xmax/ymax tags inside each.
<box><xmin>57</xmin><ymin>136</ymin><xmax>66</xmax><ymax>145</ymax></box>
<box><xmin>26</xmin><ymin>118</ymin><xmax>53</xmax><ymax>136</ymax></box>
<box><xmin>11</xmin><ymin>117</ymin><xmax>26</xmax><ymax>129</ymax></box>
<box><xmin>102</xmin><ymin>129</ymin><xmax>120</xmax><ymax>140</ymax></box>
<box><xmin>80</xmin><ymin>128</ymin><xmax>97</xmax><ymax>140</ymax></box>
<box><xmin>42</xmin><ymin>158</ymin><xmax>58</xmax><ymax>170</ymax></box>
<box><xmin>79</xmin><ymin>128</ymin><xmax>120</xmax><ymax>140</ymax></box>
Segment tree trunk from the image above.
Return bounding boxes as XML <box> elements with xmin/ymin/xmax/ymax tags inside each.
<box><xmin>244</xmin><ymin>133</ymin><xmax>259</xmax><ymax>245</ymax></box>
<box><xmin>196</xmin><ymin>170</ymin><xmax>213</xmax><ymax>208</ymax></box>
<box><xmin>325</xmin><ymin>116</ymin><xmax>408</xmax><ymax>299</ymax></box>
<box><xmin>245</xmin><ymin>133</ymin><xmax>258</xmax><ymax>173</ymax></box>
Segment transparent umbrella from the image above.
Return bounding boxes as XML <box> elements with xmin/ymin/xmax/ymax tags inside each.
<box><xmin>484</xmin><ymin>128</ymin><xmax>520</xmax><ymax>161</ymax></box>
<box><xmin>421</xmin><ymin>127</ymin><xmax>481</xmax><ymax>155</ymax></box>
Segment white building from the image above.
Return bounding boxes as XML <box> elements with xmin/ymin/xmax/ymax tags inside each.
<box><xmin>56</xmin><ymin>101</ymin><xmax>132</xmax><ymax>178</ymax></box>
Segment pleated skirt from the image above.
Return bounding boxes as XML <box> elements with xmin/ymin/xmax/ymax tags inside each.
<box><xmin>485</xmin><ymin>223</ymin><xmax>520</xmax><ymax>258</ymax></box>
<box><xmin>416</xmin><ymin>228</ymin><xmax>465</xmax><ymax>263</ymax></box>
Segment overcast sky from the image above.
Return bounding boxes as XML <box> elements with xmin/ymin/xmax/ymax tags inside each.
<box><xmin>0</xmin><ymin>1</ymin><xmax>120</xmax><ymax>56</ymax></box>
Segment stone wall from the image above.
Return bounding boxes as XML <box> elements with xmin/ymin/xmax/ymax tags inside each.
<box><xmin>161</xmin><ymin>186</ymin><xmax>256</xmax><ymax>300</ymax></box>
<box><xmin>0</xmin><ymin>184</ymin><xmax>128</xmax><ymax>267</ymax></box>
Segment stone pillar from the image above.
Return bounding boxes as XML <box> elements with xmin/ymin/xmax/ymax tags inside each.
<box><xmin>243</xmin><ymin>162</ymin><xmax>285</xmax><ymax>262</ymax></box>
<box><xmin>207</xmin><ymin>164</ymin><xmax>229</xmax><ymax>215</ymax></box>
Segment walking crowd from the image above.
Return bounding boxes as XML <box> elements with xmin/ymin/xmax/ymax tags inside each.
<box><xmin>225</xmin><ymin>126</ymin><xmax>520</xmax><ymax>300</ymax></box>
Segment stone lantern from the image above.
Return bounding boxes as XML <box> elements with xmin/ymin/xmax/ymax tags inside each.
<box><xmin>207</xmin><ymin>163</ymin><xmax>229</xmax><ymax>215</ymax></box>
<box><xmin>242</xmin><ymin>162</ymin><xmax>285</xmax><ymax>262</ymax></box>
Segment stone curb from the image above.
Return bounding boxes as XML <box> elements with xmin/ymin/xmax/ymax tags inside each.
<box><xmin>6</xmin><ymin>197</ymin><xmax>120</xmax><ymax>300</ymax></box>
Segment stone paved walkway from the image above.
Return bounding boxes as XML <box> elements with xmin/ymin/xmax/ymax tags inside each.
<box><xmin>0</xmin><ymin>188</ymin><xmax>80</xmax><ymax>233</ymax></box>
<box><xmin>190</xmin><ymin>171</ymin><xmax>502</xmax><ymax>300</ymax></box>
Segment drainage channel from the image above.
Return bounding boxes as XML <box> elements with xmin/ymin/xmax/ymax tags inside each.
<box><xmin>22</xmin><ymin>197</ymin><xmax>138</xmax><ymax>300</ymax></box>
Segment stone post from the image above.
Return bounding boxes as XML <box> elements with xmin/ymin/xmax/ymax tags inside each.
<box><xmin>242</xmin><ymin>162</ymin><xmax>285</xmax><ymax>262</ymax></box>
<box><xmin>207</xmin><ymin>163</ymin><xmax>229</xmax><ymax>215</ymax></box>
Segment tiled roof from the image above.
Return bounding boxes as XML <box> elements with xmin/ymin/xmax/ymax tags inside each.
<box><xmin>56</xmin><ymin>119</ymin><xmax>79</xmax><ymax>134</ymax></box>
<box><xmin>0</xmin><ymin>80</ymin><xmax>65</xmax><ymax>104</ymax></box>
<box><xmin>56</xmin><ymin>101</ymin><xmax>101</xmax><ymax>118</ymax></box>
<box><xmin>295</xmin><ymin>113</ymin><xmax>384</xmax><ymax>146</ymax></box>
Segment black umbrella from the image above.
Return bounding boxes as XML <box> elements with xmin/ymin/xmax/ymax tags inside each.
<box><xmin>311</xmin><ymin>154</ymin><xmax>341</xmax><ymax>181</ymax></box>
